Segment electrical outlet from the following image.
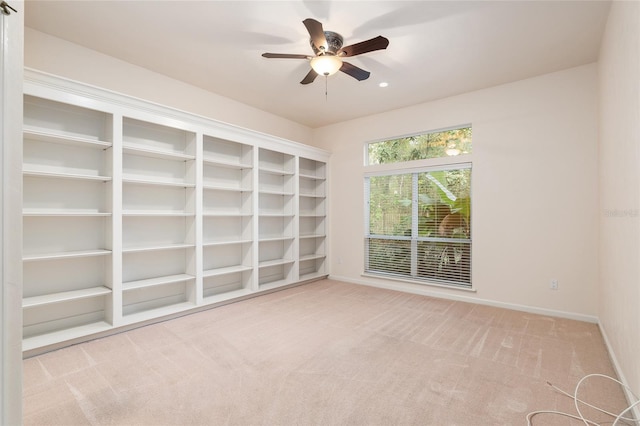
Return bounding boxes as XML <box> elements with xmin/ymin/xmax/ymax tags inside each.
<box><xmin>550</xmin><ymin>279</ymin><xmax>559</xmax><ymax>290</ymax></box>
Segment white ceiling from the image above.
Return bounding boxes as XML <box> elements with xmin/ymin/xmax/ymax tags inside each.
<box><xmin>25</xmin><ymin>1</ymin><xmax>611</xmax><ymax>128</ymax></box>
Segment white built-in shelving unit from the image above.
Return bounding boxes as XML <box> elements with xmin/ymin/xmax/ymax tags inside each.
<box><xmin>22</xmin><ymin>69</ymin><xmax>329</xmax><ymax>354</ymax></box>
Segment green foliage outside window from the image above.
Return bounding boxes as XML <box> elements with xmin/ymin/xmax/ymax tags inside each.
<box><xmin>368</xmin><ymin>169</ymin><xmax>471</xmax><ymax>238</ymax></box>
<box><xmin>368</xmin><ymin>127</ymin><xmax>472</xmax><ymax>165</ymax></box>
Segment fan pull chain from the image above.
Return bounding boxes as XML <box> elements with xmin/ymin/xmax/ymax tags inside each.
<box><xmin>325</xmin><ymin>75</ymin><xmax>328</xmax><ymax>101</ymax></box>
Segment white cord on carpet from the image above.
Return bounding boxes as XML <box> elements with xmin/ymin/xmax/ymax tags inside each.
<box><xmin>526</xmin><ymin>373</ymin><xmax>640</xmax><ymax>426</ymax></box>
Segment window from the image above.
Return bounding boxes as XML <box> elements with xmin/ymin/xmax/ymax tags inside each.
<box><xmin>365</xmin><ymin>127</ymin><xmax>472</xmax><ymax>288</ymax></box>
<box><xmin>367</xmin><ymin>127</ymin><xmax>472</xmax><ymax>165</ymax></box>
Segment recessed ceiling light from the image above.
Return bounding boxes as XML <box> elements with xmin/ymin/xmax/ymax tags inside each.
<box><xmin>379</xmin><ymin>82</ymin><xmax>389</xmax><ymax>88</ymax></box>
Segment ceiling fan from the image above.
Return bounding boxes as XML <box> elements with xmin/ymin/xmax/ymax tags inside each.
<box><xmin>262</xmin><ymin>18</ymin><xmax>389</xmax><ymax>85</ymax></box>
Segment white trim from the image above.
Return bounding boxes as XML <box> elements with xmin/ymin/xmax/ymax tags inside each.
<box><xmin>365</xmin><ymin>156</ymin><xmax>472</xmax><ymax>175</ymax></box>
<box><xmin>361</xmin><ymin>272</ymin><xmax>475</xmax><ymax>292</ymax></box>
<box><xmin>364</xmin><ymin>161</ymin><xmax>471</xmax><ymax>178</ymax></box>
<box><xmin>598</xmin><ymin>322</ymin><xmax>640</xmax><ymax>420</ymax></box>
<box><xmin>1</xmin><ymin>3</ymin><xmax>23</xmax><ymax>424</ymax></box>
<box><xmin>24</xmin><ymin>68</ymin><xmax>331</xmax><ymax>162</ymax></box>
<box><xmin>330</xmin><ymin>274</ymin><xmax>599</xmax><ymax>323</ymax></box>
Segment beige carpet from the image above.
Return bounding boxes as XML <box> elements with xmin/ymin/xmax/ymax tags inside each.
<box><xmin>24</xmin><ymin>279</ymin><xmax>631</xmax><ymax>425</ymax></box>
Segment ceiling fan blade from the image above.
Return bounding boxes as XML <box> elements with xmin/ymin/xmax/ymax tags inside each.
<box><xmin>262</xmin><ymin>53</ymin><xmax>310</xmax><ymax>59</ymax></box>
<box><xmin>300</xmin><ymin>69</ymin><xmax>319</xmax><ymax>85</ymax></box>
<box><xmin>339</xmin><ymin>35</ymin><xmax>389</xmax><ymax>57</ymax></box>
<box><xmin>303</xmin><ymin>18</ymin><xmax>328</xmax><ymax>51</ymax></box>
<box><xmin>339</xmin><ymin>61</ymin><xmax>371</xmax><ymax>81</ymax></box>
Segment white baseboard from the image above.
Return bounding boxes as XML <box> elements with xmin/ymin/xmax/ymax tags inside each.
<box><xmin>328</xmin><ymin>274</ymin><xmax>599</xmax><ymax>323</ymax></box>
<box><xmin>598</xmin><ymin>323</ymin><xmax>640</xmax><ymax>421</ymax></box>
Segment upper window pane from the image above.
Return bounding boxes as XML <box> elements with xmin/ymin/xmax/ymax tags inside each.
<box><xmin>367</xmin><ymin>127</ymin><xmax>472</xmax><ymax>165</ymax></box>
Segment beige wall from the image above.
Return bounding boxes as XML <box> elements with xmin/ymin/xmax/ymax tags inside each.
<box><xmin>24</xmin><ymin>28</ymin><xmax>313</xmax><ymax>145</ymax></box>
<box><xmin>598</xmin><ymin>0</ymin><xmax>640</xmax><ymax>398</ymax></box>
<box><xmin>313</xmin><ymin>64</ymin><xmax>600</xmax><ymax>319</ymax></box>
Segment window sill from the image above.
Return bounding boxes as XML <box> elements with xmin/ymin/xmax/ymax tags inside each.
<box><xmin>361</xmin><ymin>272</ymin><xmax>476</xmax><ymax>293</ymax></box>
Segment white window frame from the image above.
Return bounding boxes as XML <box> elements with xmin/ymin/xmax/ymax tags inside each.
<box><xmin>363</xmin><ymin>127</ymin><xmax>473</xmax><ymax>290</ymax></box>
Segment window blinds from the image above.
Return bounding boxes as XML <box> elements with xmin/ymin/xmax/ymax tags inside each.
<box><xmin>365</xmin><ymin>166</ymin><xmax>471</xmax><ymax>287</ymax></box>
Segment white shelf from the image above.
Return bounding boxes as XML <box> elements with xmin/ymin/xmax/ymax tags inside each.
<box><xmin>23</xmin><ymin>249</ymin><xmax>111</xmax><ymax>262</ymax></box>
<box><xmin>122</xmin><ymin>243</ymin><xmax>195</xmax><ymax>253</ymax></box>
<box><xmin>120</xmin><ymin>302</ymin><xmax>195</xmax><ymax>324</ymax></box>
<box><xmin>202</xmin><ymin>211</ymin><xmax>246</xmax><ymax>218</ymax></box>
<box><xmin>123</xmin><ymin>117</ymin><xmax>195</xmax><ymax>159</ymax></box>
<box><xmin>300</xmin><ymin>192</ymin><xmax>326</xmax><ymax>198</ymax></box>
<box><xmin>202</xmin><ymin>287</ymin><xmax>253</xmax><ymax>303</ymax></box>
<box><xmin>259</xmin><ymin>258</ymin><xmax>295</xmax><ymax>268</ymax></box>
<box><xmin>203</xmin><ymin>265</ymin><xmax>252</xmax><ymax>277</ymax></box>
<box><xmin>300</xmin><ymin>254</ymin><xmax>326</xmax><ymax>262</ymax></box>
<box><xmin>259</xmin><ymin>166</ymin><xmax>295</xmax><ymax>176</ymax></box>
<box><xmin>23</xmin><ymin>286</ymin><xmax>112</xmax><ymax>309</ymax></box>
<box><xmin>299</xmin><ymin>173</ymin><xmax>326</xmax><ymax>181</ymax></box>
<box><xmin>259</xmin><ymin>213</ymin><xmax>295</xmax><ymax>217</ymax></box>
<box><xmin>299</xmin><ymin>234</ymin><xmax>326</xmax><ymax>239</ymax></box>
<box><xmin>259</xmin><ymin>236</ymin><xmax>295</xmax><ymax>243</ymax></box>
<box><xmin>299</xmin><ymin>158</ymin><xmax>326</xmax><ymax>180</ymax></box>
<box><xmin>23</xmin><ymin>169</ymin><xmax>112</xmax><ymax>182</ymax></box>
<box><xmin>203</xmin><ymin>184</ymin><xmax>251</xmax><ymax>192</ymax></box>
<box><xmin>203</xmin><ymin>211</ymin><xmax>252</xmax><ymax>217</ymax></box>
<box><xmin>123</xmin><ymin>144</ymin><xmax>195</xmax><ymax>161</ymax></box>
<box><xmin>23</xmin><ymin>321</ymin><xmax>113</xmax><ymax>353</ymax></box>
<box><xmin>24</xmin><ymin>128</ymin><xmax>112</xmax><ymax>149</ymax></box>
<box><xmin>202</xmin><ymin>157</ymin><xmax>252</xmax><ymax>169</ymax></box>
<box><xmin>299</xmin><ymin>272</ymin><xmax>329</xmax><ymax>281</ymax></box>
<box><xmin>122</xmin><ymin>274</ymin><xmax>195</xmax><ymax>291</ymax></box>
<box><xmin>258</xmin><ymin>279</ymin><xmax>293</xmax><ymax>291</ymax></box>
<box><xmin>260</xmin><ymin>189</ymin><xmax>295</xmax><ymax>196</ymax></box>
<box><xmin>203</xmin><ymin>239</ymin><xmax>252</xmax><ymax>247</ymax></box>
<box><xmin>23</xmin><ymin>209</ymin><xmax>111</xmax><ymax>217</ymax></box>
<box><xmin>122</xmin><ymin>210</ymin><xmax>193</xmax><ymax>217</ymax></box>
<box><xmin>122</xmin><ymin>177</ymin><xmax>195</xmax><ymax>188</ymax></box>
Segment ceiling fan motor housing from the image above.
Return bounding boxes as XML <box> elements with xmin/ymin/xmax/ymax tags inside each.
<box><xmin>261</xmin><ymin>18</ymin><xmax>389</xmax><ymax>85</ymax></box>
<box><xmin>311</xmin><ymin>31</ymin><xmax>344</xmax><ymax>55</ymax></box>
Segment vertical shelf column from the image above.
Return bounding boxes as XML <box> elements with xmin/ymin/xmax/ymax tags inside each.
<box><xmin>110</xmin><ymin>114</ymin><xmax>123</xmax><ymax>326</ymax></box>
<box><xmin>257</xmin><ymin>148</ymin><xmax>295</xmax><ymax>288</ymax></box>
<box><xmin>298</xmin><ymin>157</ymin><xmax>328</xmax><ymax>280</ymax></box>
<box><xmin>194</xmin><ymin>132</ymin><xmax>204</xmax><ymax>306</ymax></box>
<box><xmin>22</xmin><ymin>95</ymin><xmax>115</xmax><ymax>350</ymax></box>
<box><xmin>201</xmin><ymin>135</ymin><xmax>254</xmax><ymax>300</ymax></box>
<box><xmin>120</xmin><ymin>117</ymin><xmax>197</xmax><ymax>323</ymax></box>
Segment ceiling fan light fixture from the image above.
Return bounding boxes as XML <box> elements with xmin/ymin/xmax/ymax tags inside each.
<box><xmin>310</xmin><ymin>55</ymin><xmax>343</xmax><ymax>76</ymax></box>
